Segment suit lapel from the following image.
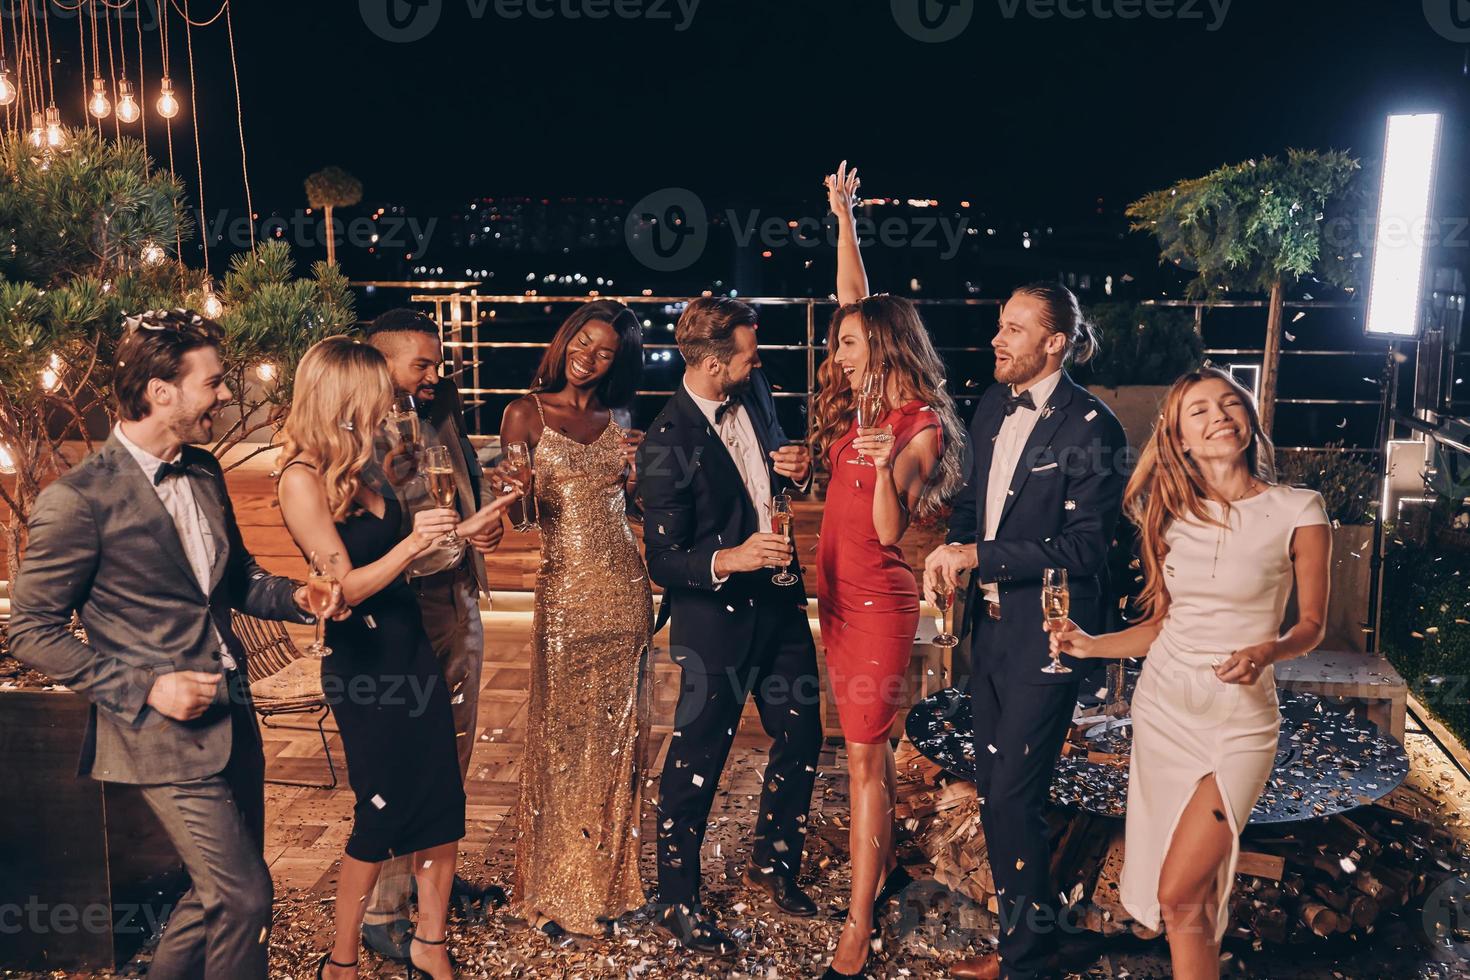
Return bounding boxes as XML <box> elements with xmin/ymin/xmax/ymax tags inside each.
<box><xmin>673</xmin><ymin>387</ymin><xmax>756</xmax><ymax>531</ymax></box>
<box><xmin>995</xmin><ymin>375</ymin><xmax>1075</xmax><ymax>532</ymax></box>
<box><xmin>104</xmin><ymin>436</ymin><xmax>203</xmax><ymax>595</ymax></box>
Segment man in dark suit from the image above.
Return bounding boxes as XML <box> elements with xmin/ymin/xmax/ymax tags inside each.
<box><xmin>359</xmin><ymin>309</ymin><xmax>507</xmax><ymax>957</ymax></box>
<box><xmin>8</xmin><ymin>309</ymin><xmax>342</xmax><ymax>979</ymax></box>
<box><xmin>924</xmin><ymin>284</ymin><xmax>1129</xmax><ymax>980</ymax></box>
<box><xmin>637</xmin><ymin>297</ymin><xmax>822</xmax><ymax>957</ymax></box>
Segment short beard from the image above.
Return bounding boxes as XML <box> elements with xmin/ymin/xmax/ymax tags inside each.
<box><xmin>995</xmin><ymin>347</ymin><xmax>1048</xmax><ymax>387</ymax></box>
<box><xmin>719</xmin><ymin>371</ymin><xmax>752</xmax><ymax>401</ymax></box>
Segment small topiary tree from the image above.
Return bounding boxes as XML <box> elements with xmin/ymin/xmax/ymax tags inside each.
<box><xmin>303</xmin><ymin>165</ymin><xmax>363</xmax><ymax>268</ymax></box>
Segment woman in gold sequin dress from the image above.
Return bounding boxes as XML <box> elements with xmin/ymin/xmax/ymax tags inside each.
<box><xmin>494</xmin><ymin>301</ymin><xmax>653</xmax><ymax>937</ymax></box>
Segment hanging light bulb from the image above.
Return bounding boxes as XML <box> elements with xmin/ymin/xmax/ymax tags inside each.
<box><xmin>201</xmin><ymin>281</ymin><xmax>223</xmax><ymax>319</ymax></box>
<box><xmin>141</xmin><ymin>241</ymin><xmax>167</xmax><ymax>266</ymax></box>
<box><xmin>0</xmin><ymin>443</ymin><xmax>15</xmax><ymax>475</ymax></box>
<box><xmin>256</xmin><ymin>362</ymin><xmax>277</xmax><ymax>383</ymax></box>
<box><xmin>0</xmin><ymin>60</ymin><xmax>16</xmax><ymax>107</ymax></box>
<box><xmin>88</xmin><ymin>78</ymin><xmax>111</xmax><ymax>119</ymax></box>
<box><xmin>28</xmin><ymin>110</ymin><xmax>44</xmax><ymax>148</ymax></box>
<box><xmin>156</xmin><ymin>76</ymin><xmax>180</xmax><ymax>119</ymax></box>
<box><xmin>115</xmin><ymin>78</ymin><xmax>139</xmax><ymax>123</ymax></box>
<box><xmin>45</xmin><ymin>105</ymin><xmax>64</xmax><ymax>148</ymax></box>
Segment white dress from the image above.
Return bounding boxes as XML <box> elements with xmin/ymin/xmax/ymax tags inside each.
<box><xmin>1121</xmin><ymin>485</ymin><xmax>1330</xmax><ymax>940</ymax></box>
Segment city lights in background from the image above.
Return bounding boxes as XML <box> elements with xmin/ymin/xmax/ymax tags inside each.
<box><xmin>1365</xmin><ymin>112</ymin><xmax>1442</xmax><ymax>338</ymax></box>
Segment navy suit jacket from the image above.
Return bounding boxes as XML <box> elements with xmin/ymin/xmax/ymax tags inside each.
<box><xmin>949</xmin><ymin>372</ymin><xmax>1130</xmax><ymax>684</ymax></box>
<box><xmin>637</xmin><ymin>370</ymin><xmax>807</xmax><ymax>675</ymax></box>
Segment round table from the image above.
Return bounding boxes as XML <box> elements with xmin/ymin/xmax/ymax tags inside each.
<box><xmin>904</xmin><ymin>687</ymin><xmax>1409</xmax><ymax>824</ymax></box>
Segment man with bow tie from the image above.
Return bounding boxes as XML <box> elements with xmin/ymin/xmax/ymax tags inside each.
<box><xmin>924</xmin><ymin>284</ymin><xmax>1129</xmax><ymax>980</ymax></box>
<box><xmin>637</xmin><ymin>296</ymin><xmax>822</xmax><ymax>958</ymax></box>
<box><xmin>8</xmin><ymin>309</ymin><xmax>347</xmax><ymax>979</ymax></box>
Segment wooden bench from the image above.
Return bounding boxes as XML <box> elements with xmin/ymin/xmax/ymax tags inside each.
<box><xmin>1274</xmin><ymin>649</ymin><xmax>1408</xmax><ymax>744</ymax></box>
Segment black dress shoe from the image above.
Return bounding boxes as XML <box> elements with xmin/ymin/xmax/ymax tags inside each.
<box><xmin>654</xmin><ymin>902</ymin><xmax>739</xmax><ymax>958</ymax></box>
<box><xmin>746</xmin><ymin>864</ymin><xmax>818</xmax><ymax>917</ymax></box>
<box><xmin>451</xmin><ymin>874</ymin><xmax>508</xmax><ymax>908</ymax></box>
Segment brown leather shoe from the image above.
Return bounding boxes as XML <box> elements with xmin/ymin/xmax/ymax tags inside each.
<box><xmin>947</xmin><ymin>952</ymin><xmax>1000</xmax><ymax>979</ymax></box>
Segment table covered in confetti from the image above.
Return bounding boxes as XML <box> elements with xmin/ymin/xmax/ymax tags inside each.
<box><xmin>904</xmin><ymin>687</ymin><xmax>1410</xmax><ymax>825</ymax></box>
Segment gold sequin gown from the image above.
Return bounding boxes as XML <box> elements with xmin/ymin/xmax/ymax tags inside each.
<box><xmin>511</xmin><ymin>409</ymin><xmax>653</xmax><ymax>935</ymax></box>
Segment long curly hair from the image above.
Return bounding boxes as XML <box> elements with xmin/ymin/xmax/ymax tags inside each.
<box><xmin>1125</xmin><ymin>366</ymin><xmax>1276</xmax><ymax>623</ymax></box>
<box><xmin>810</xmin><ymin>294</ymin><xmax>965</xmax><ymax>522</ymax></box>
<box><xmin>278</xmin><ymin>336</ymin><xmax>394</xmax><ymax>521</ymax></box>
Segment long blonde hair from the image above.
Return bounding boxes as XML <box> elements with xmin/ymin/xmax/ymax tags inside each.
<box><xmin>1125</xmin><ymin>366</ymin><xmax>1276</xmax><ymax>622</ymax></box>
<box><xmin>810</xmin><ymin>295</ymin><xmax>965</xmax><ymax>522</ymax></box>
<box><xmin>279</xmin><ymin>336</ymin><xmax>394</xmax><ymax>521</ymax></box>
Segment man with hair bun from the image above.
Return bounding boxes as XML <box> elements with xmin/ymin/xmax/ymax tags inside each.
<box><xmin>924</xmin><ymin>283</ymin><xmax>1128</xmax><ymax>980</ymax></box>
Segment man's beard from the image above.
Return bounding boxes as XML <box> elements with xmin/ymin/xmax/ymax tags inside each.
<box><xmin>719</xmin><ymin>371</ymin><xmax>753</xmax><ymax>401</ymax></box>
<box><xmin>169</xmin><ymin>402</ymin><xmax>215</xmax><ymax>445</ymax></box>
<box><xmin>995</xmin><ymin>347</ymin><xmax>1048</xmax><ymax>387</ymax></box>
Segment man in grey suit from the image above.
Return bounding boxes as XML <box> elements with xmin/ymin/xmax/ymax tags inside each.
<box><xmin>7</xmin><ymin>309</ymin><xmax>343</xmax><ymax>980</ymax></box>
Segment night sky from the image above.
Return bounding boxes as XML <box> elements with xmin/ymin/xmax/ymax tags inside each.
<box><xmin>160</xmin><ymin>1</ymin><xmax>1466</xmax><ymax>219</ymax></box>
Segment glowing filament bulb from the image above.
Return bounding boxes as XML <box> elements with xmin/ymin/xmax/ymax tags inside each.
<box><xmin>256</xmin><ymin>362</ymin><xmax>277</xmax><ymax>383</ymax></box>
<box><xmin>201</xmin><ymin>284</ymin><xmax>223</xmax><ymax>319</ymax></box>
<box><xmin>0</xmin><ymin>443</ymin><xmax>14</xmax><ymax>475</ymax></box>
<box><xmin>0</xmin><ymin>66</ymin><xmax>16</xmax><ymax>107</ymax></box>
<box><xmin>28</xmin><ymin>111</ymin><xmax>43</xmax><ymax>148</ymax></box>
<box><xmin>115</xmin><ymin>78</ymin><xmax>139</xmax><ymax>123</ymax></box>
<box><xmin>141</xmin><ymin>241</ymin><xmax>166</xmax><ymax>266</ymax></box>
<box><xmin>45</xmin><ymin>105</ymin><xmax>64</xmax><ymax>147</ymax></box>
<box><xmin>88</xmin><ymin>78</ymin><xmax>111</xmax><ymax>119</ymax></box>
<box><xmin>156</xmin><ymin>77</ymin><xmax>179</xmax><ymax>119</ymax></box>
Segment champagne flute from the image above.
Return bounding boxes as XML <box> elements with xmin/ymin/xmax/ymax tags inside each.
<box><xmin>504</xmin><ymin>440</ymin><xmax>538</xmax><ymax>532</ymax></box>
<box><xmin>770</xmin><ymin>493</ymin><xmax>798</xmax><ymax>586</ymax></box>
<box><xmin>933</xmin><ymin>585</ymin><xmax>960</xmax><ymax>648</ymax></box>
<box><xmin>304</xmin><ymin>551</ymin><xmax>341</xmax><ymax>659</ymax></box>
<box><xmin>423</xmin><ymin>445</ymin><xmax>460</xmax><ymax>547</ymax></box>
<box><xmin>847</xmin><ymin>370</ymin><xmax>886</xmax><ymax>467</ymax></box>
<box><xmin>383</xmin><ymin>395</ymin><xmax>420</xmax><ymax>486</ymax></box>
<box><xmin>1041</xmin><ymin>567</ymin><xmax>1072</xmax><ymax>674</ymax></box>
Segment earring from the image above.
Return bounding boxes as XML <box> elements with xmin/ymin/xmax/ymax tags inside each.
<box><xmin>340</xmin><ymin>420</ymin><xmax>355</xmax><ymax>432</ymax></box>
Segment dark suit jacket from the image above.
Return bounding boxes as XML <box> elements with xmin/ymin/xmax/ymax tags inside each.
<box><xmin>948</xmin><ymin>373</ymin><xmax>1130</xmax><ymax>683</ymax></box>
<box><xmin>7</xmin><ymin>434</ymin><xmax>308</xmax><ymax>783</ymax></box>
<box><xmin>637</xmin><ymin>371</ymin><xmax>806</xmax><ymax>675</ymax></box>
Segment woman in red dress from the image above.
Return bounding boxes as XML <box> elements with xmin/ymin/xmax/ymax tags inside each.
<box><xmin>812</xmin><ymin>162</ymin><xmax>966</xmax><ymax>978</ymax></box>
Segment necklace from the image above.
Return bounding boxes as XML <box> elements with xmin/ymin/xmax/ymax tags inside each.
<box><xmin>1209</xmin><ymin>480</ymin><xmax>1263</xmax><ymax>578</ymax></box>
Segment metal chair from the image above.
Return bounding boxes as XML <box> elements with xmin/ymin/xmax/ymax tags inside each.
<box><xmin>232</xmin><ymin>612</ymin><xmax>338</xmax><ymax>790</ymax></box>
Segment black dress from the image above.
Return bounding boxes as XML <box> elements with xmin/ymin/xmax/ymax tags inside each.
<box><xmin>320</xmin><ymin>492</ymin><xmax>465</xmax><ymax>862</ymax></box>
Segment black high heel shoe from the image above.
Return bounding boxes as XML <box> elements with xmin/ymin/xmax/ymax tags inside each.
<box><xmin>819</xmin><ymin>962</ymin><xmax>869</xmax><ymax>979</ymax></box>
<box><xmin>404</xmin><ymin>932</ymin><xmax>456</xmax><ymax>979</ymax></box>
<box><xmin>316</xmin><ymin>953</ymin><xmax>358</xmax><ymax>978</ymax></box>
<box><xmin>830</xmin><ymin>864</ymin><xmax>915</xmax><ymax>932</ymax></box>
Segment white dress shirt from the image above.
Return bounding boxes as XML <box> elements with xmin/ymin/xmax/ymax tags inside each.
<box><xmin>980</xmin><ymin>369</ymin><xmax>1063</xmax><ymax>604</ymax></box>
<box><xmin>684</xmin><ymin>379</ymin><xmax>772</xmax><ymax>587</ymax></box>
<box><xmin>115</xmin><ymin>424</ymin><xmax>236</xmax><ymax>670</ymax></box>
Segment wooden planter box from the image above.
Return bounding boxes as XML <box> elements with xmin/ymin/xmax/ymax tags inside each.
<box><xmin>0</xmin><ymin>687</ymin><xmax>184</xmax><ymax>971</ymax></box>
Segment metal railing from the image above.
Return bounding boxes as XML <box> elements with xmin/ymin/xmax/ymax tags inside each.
<box><xmin>408</xmin><ymin>291</ymin><xmax>1391</xmax><ymax>454</ymax></box>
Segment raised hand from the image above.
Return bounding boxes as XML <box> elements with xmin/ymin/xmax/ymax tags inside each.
<box><xmin>825</xmin><ymin>160</ymin><xmax>862</xmax><ymax>218</ymax></box>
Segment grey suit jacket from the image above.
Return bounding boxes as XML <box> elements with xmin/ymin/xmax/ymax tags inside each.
<box><xmin>6</xmin><ymin>433</ymin><xmax>308</xmax><ymax>784</ymax></box>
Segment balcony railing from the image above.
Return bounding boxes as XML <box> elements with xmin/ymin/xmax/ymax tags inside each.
<box><xmin>406</xmin><ymin>291</ymin><xmax>1395</xmax><ymax>455</ymax></box>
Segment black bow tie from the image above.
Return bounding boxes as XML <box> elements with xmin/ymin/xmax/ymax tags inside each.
<box><xmin>714</xmin><ymin>398</ymin><xmax>738</xmax><ymax>424</ymax></box>
<box><xmin>153</xmin><ymin>458</ymin><xmax>196</xmax><ymax>486</ymax></box>
<box><xmin>1003</xmin><ymin>390</ymin><xmax>1036</xmax><ymax>417</ymax></box>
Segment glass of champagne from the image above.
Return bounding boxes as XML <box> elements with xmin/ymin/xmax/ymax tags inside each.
<box><xmin>304</xmin><ymin>551</ymin><xmax>340</xmax><ymax>659</ymax></box>
<box><xmin>1041</xmin><ymin>567</ymin><xmax>1072</xmax><ymax>674</ymax></box>
<box><xmin>770</xmin><ymin>493</ymin><xmax>798</xmax><ymax>586</ymax></box>
<box><xmin>933</xmin><ymin>585</ymin><xmax>960</xmax><ymax>648</ymax></box>
<box><xmin>423</xmin><ymin>445</ymin><xmax>460</xmax><ymax>547</ymax></box>
<box><xmin>383</xmin><ymin>395</ymin><xmax>420</xmax><ymax>486</ymax></box>
<box><xmin>848</xmin><ymin>370</ymin><xmax>886</xmax><ymax>467</ymax></box>
<box><xmin>503</xmin><ymin>441</ymin><xmax>538</xmax><ymax>532</ymax></box>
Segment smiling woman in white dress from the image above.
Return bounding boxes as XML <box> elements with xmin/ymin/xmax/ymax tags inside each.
<box><xmin>1049</xmin><ymin>367</ymin><xmax>1331</xmax><ymax>980</ymax></box>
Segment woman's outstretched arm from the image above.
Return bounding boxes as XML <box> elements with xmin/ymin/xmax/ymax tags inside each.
<box><xmin>826</xmin><ymin>161</ymin><xmax>869</xmax><ymax>306</ymax></box>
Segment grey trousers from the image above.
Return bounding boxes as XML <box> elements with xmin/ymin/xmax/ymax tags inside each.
<box><xmin>366</xmin><ymin>561</ymin><xmax>484</xmax><ymax>920</ymax></box>
<box><xmin>138</xmin><ymin>673</ymin><xmax>273</xmax><ymax>980</ymax></box>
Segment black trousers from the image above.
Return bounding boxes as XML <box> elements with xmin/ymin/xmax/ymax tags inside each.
<box><xmin>655</xmin><ymin>599</ymin><xmax>823</xmax><ymax>908</ymax></box>
<box><xmin>969</xmin><ymin>617</ymin><xmax>1079</xmax><ymax>980</ymax></box>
